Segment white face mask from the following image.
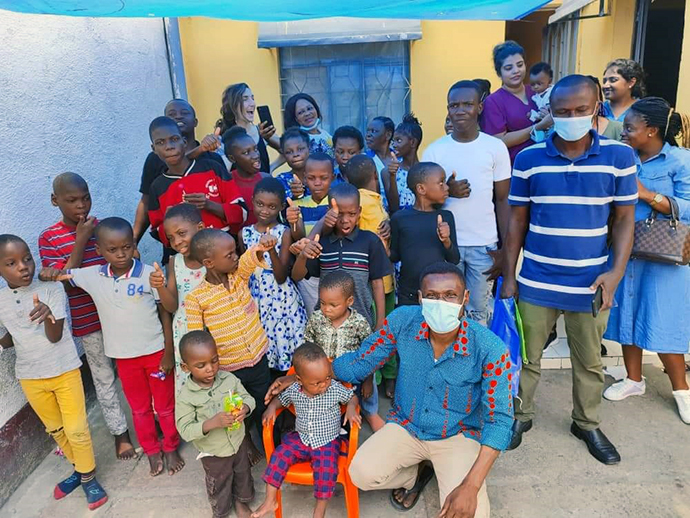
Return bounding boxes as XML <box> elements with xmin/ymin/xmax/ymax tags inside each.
<box><xmin>420</xmin><ymin>298</ymin><xmax>465</xmax><ymax>334</ymax></box>
<box><xmin>552</xmin><ymin>113</ymin><xmax>595</xmax><ymax>142</ymax></box>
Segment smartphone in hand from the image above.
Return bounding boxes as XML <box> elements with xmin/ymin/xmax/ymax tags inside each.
<box><xmin>257</xmin><ymin>105</ymin><xmax>274</xmax><ymax>128</ymax></box>
<box><xmin>591</xmin><ymin>285</ymin><xmax>603</xmax><ymax>317</ymax></box>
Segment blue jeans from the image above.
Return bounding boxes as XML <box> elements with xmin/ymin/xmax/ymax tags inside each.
<box><xmin>457</xmin><ymin>244</ymin><xmax>496</xmax><ymax>326</ymax></box>
<box><xmin>356</xmin><ymin>380</ymin><xmax>379</xmax><ymax>416</ymax></box>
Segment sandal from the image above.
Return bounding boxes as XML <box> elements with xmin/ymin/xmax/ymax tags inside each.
<box><xmin>389</xmin><ymin>464</ymin><xmax>435</xmax><ymax>512</ymax></box>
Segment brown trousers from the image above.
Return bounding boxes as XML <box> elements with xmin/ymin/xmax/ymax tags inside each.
<box><xmin>200</xmin><ymin>438</ymin><xmax>255</xmax><ymax>518</ymax></box>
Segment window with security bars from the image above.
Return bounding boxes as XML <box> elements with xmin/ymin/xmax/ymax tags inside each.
<box><xmin>279</xmin><ymin>41</ymin><xmax>411</xmax><ymax>135</ymax></box>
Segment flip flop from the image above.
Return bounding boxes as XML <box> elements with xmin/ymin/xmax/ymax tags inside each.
<box><xmin>389</xmin><ymin>465</ymin><xmax>435</xmax><ymax>512</ymax></box>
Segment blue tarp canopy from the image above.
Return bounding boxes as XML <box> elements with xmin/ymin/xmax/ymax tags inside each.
<box><xmin>0</xmin><ymin>0</ymin><xmax>550</xmax><ymax>20</ymax></box>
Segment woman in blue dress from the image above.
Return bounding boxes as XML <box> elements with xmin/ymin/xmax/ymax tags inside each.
<box><xmin>603</xmin><ymin>97</ymin><xmax>690</xmax><ymax>424</ymax></box>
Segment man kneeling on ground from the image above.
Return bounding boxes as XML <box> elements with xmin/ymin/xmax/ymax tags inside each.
<box><xmin>267</xmin><ymin>261</ymin><xmax>513</xmax><ymax>516</ymax></box>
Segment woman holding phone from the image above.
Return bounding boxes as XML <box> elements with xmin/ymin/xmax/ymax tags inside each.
<box><xmin>217</xmin><ymin>82</ymin><xmax>281</xmax><ymax>172</ymax></box>
<box><xmin>603</xmin><ymin>97</ymin><xmax>690</xmax><ymax>424</ymax></box>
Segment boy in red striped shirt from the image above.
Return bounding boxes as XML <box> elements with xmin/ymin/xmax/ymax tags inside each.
<box><xmin>39</xmin><ymin>172</ymin><xmax>134</xmax><ymax>460</ymax></box>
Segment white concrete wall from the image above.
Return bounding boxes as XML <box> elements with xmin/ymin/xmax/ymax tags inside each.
<box><xmin>0</xmin><ymin>11</ymin><xmax>173</xmax><ymax>427</ymax></box>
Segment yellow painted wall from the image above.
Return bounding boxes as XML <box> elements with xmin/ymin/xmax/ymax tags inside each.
<box><xmin>575</xmin><ymin>0</ymin><xmax>636</xmax><ymax>77</ymax></box>
<box><xmin>676</xmin><ymin>1</ymin><xmax>690</xmax><ymax>112</ymax></box>
<box><xmin>179</xmin><ymin>18</ymin><xmax>505</xmax><ymax>158</ymax></box>
<box><xmin>410</xmin><ymin>20</ymin><xmax>505</xmax><ymax>152</ymax></box>
<box><xmin>178</xmin><ymin>18</ymin><xmax>283</xmax><ymax>138</ymax></box>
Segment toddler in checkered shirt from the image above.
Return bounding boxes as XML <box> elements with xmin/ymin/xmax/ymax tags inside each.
<box><xmin>252</xmin><ymin>343</ymin><xmax>360</xmax><ymax>518</ymax></box>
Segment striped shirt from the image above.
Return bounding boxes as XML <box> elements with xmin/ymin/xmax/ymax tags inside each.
<box><xmin>185</xmin><ymin>246</ymin><xmax>269</xmax><ymax>371</ymax></box>
<box><xmin>509</xmin><ymin>131</ymin><xmax>638</xmax><ymax>312</ymax></box>
<box><xmin>38</xmin><ymin>221</ymin><xmax>106</xmax><ymax>336</ymax></box>
<box><xmin>292</xmin><ymin>195</ymin><xmax>330</xmax><ymax>235</ymax></box>
<box><xmin>306</xmin><ymin>228</ymin><xmax>392</xmax><ymax>328</ymax></box>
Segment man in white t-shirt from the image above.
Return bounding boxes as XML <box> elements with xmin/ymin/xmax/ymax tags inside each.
<box><xmin>422</xmin><ymin>80</ymin><xmax>511</xmax><ymax>324</ymax></box>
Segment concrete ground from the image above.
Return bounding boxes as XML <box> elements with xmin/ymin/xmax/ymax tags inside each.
<box><xmin>2</xmin><ymin>366</ymin><xmax>690</xmax><ymax>518</ymax></box>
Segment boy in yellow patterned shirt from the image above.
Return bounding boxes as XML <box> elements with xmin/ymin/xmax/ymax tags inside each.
<box><xmin>185</xmin><ymin>228</ymin><xmax>276</xmax><ymax>465</ymax></box>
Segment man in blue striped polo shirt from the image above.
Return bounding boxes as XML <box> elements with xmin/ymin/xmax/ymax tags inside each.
<box><xmin>501</xmin><ymin>75</ymin><xmax>637</xmax><ymax>465</ymax></box>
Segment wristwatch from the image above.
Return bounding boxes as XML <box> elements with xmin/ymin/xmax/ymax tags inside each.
<box><xmin>650</xmin><ymin>193</ymin><xmax>664</xmax><ymax>206</ymax></box>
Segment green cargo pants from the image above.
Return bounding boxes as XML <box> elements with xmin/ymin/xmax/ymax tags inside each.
<box><xmin>515</xmin><ymin>300</ymin><xmax>609</xmax><ymax>431</ymax></box>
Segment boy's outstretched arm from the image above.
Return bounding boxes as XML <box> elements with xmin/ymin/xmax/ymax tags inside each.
<box><xmin>38</xmin><ymin>268</ymin><xmax>73</xmax><ymax>289</ymax></box>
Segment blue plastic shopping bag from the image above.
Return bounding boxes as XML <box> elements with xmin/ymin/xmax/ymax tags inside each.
<box><xmin>490</xmin><ymin>277</ymin><xmax>525</xmax><ymax>397</ymax></box>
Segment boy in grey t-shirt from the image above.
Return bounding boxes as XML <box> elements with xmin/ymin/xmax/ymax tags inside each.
<box><xmin>0</xmin><ymin>234</ymin><xmax>108</xmax><ymax>511</ymax></box>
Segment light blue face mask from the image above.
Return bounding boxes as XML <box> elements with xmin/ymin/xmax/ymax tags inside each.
<box><xmin>300</xmin><ymin>117</ymin><xmax>321</xmax><ymax>132</ymax></box>
<box><xmin>420</xmin><ymin>298</ymin><xmax>465</xmax><ymax>334</ymax></box>
<box><xmin>552</xmin><ymin>113</ymin><xmax>595</xmax><ymax>142</ymax></box>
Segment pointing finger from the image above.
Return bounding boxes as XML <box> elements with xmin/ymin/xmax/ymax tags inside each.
<box><xmin>56</xmin><ymin>273</ymin><xmax>73</xmax><ymax>281</ymax></box>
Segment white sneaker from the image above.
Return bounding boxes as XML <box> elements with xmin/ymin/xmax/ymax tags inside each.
<box><xmin>672</xmin><ymin>390</ymin><xmax>690</xmax><ymax>424</ymax></box>
<box><xmin>603</xmin><ymin>377</ymin><xmax>646</xmax><ymax>401</ymax></box>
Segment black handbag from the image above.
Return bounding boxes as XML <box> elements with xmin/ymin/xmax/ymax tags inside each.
<box><xmin>631</xmin><ymin>197</ymin><xmax>690</xmax><ymax>265</ymax></box>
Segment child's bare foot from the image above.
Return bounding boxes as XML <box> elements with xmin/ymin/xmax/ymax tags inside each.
<box><xmin>235</xmin><ymin>501</ymin><xmax>253</xmax><ymax>518</ymax></box>
<box><xmin>250</xmin><ymin>499</ymin><xmax>278</xmax><ymax>518</ymax></box>
<box><xmin>115</xmin><ymin>431</ymin><xmax>136</xmax><ymax>460</ymax></box>
<box><xmin>247</xmin><ymin>439</ymin><xmax>263</xmax><ymax>466</ymax></box>
<box><xmin>148</xmin><ymin>452</ymin><xmax>164</xmax><ymax>476</ymax></box>
<box><xmin>164</xmin><ymin>450</ymin><xmax>185</xmax><ymax>475</ymax></box>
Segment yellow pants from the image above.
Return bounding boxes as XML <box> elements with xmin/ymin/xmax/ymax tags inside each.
<box><xmin>20</xmin><ymin>369</ymin><xmax>96</xmax><ymax>473</ymax></box>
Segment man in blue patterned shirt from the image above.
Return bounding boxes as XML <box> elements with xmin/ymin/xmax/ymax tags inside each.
<box><xmin>333</xmin><ymin>262</ymin><xmax>512</xmax><ymax>517</ymax></box>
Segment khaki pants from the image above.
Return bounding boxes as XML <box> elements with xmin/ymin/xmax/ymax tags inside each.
<box><xmin>348</xmin><ymin>423</ymin><xmax>489</xmax><ymax>516</ymax></box>
<box><xmin>20</xmin><ymin>369</ymin><xmax>96</xmax><ymax>473</ymax></box>
<box><xmin>516</xmin><ymin>300</ymin><xmax>609</xmax><ymax>430</ymax></box>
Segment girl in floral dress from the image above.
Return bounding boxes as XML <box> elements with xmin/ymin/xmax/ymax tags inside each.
<box><xmin>239</xmin><ymin>177</ymin><xmax>307</xmax><ymax>374</ymax></box>
<box><xmin>148</xmin><ymin>203</ymin><xmax>205</xmax><ymax>390</ymax></box>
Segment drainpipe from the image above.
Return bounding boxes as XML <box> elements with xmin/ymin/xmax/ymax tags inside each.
<box><xmin>162</xmin><ymin>17</ymin><xmax>187</xmax><ymax>99</ymax></box>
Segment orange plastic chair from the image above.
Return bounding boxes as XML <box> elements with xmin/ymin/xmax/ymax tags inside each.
<box><xmin>261</xmin><ymin>368</ymin><xmax>360</xmax><ymax>518</ymax></box>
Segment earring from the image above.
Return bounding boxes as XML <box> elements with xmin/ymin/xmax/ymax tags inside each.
<box><xmin>648</xmin><ymin>134</ymin><xmax>653</xmax><ymax>137</ymax></box>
